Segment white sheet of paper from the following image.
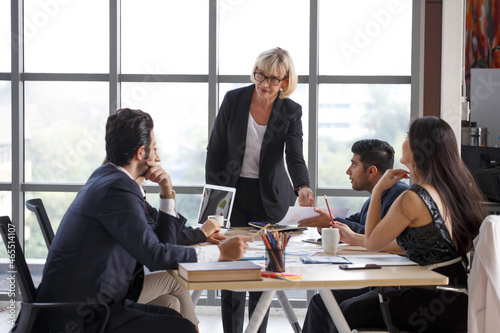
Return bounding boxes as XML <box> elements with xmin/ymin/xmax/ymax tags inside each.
<box><xmin>342</xmin><ymin>254</ymin><xmax>417</xmax><ymax>266</ymax></box>
<box><xmin>331</xmin><ymin>207</ymin><xmax>349</xmax><ymax>220</ymax></box>
<box><xmin>277</xmin><ymin>207</ymin><xmax>318</xmax><ymax>225</ymax></box>
<box><xmin>276</xmin><ymin>207</ymin><xmax>349</xmax><ymax>225</ymax></box>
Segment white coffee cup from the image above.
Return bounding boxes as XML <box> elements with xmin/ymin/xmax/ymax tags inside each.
<box><xmin>207</xmin><ymin>215</ymin><xmax>231</xmax><ymax>229</ymax></box>
<box><xmin>322</xmin><ymin>228</ymin><xmax>340</xmax><ymax>255</ymax></box>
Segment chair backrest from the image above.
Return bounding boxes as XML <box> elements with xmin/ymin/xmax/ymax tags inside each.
<box><xmin>0</xmin><ymin>216</ymin><xmax>37</xmax><ymax>303</ymax></box>
<box><xmin>26</xmin><ymin>198</ymin><xmax>54</xmax><ymax>249</ymax></box>
<box><xmin>468</xmin><ymin>214</ymin><xmax>500</xmax><ymax>333</ymax></box>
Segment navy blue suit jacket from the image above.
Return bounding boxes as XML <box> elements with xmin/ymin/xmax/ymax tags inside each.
<box><xmin>335</xmin><ymin>181</ymin><xmax>409</xmax><ymax>233</ymax></box>
<box><xmin>35</xmin><ymin>164</ymin><xmax>197</xmax><ymax>330</ymax></box>
<box><xmin>205</xmin><ymin>85</ymin><xmax>310</xmax><ymax>221</ymax></box>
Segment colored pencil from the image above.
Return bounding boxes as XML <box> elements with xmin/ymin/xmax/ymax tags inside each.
<box><xmin>324</xmin><ymin>195</ymin><xmax>335</xmax><ymax>227</ymax></box>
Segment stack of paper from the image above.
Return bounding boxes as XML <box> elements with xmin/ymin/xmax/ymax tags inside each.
<box><xmin>277</xmin><ymin>207</ymin><xmax>349</xmax><ymax>226</ymax></box>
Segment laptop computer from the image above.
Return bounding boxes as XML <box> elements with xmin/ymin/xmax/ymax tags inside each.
<box><xmin>197</xmin><ymin>184</ymin><xmax>236</xmax><ymax>226</ymax></box>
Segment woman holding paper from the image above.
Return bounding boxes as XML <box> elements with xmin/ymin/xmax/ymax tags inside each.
<box><xmin>205</xmin><ymin>47</ymin><xmax>315</xmax><ymax>333</ymax></box>
<box><xmin>303</xmin><ymin>117</ymin><xmax>486</xmax><ymax>333</ymax></box>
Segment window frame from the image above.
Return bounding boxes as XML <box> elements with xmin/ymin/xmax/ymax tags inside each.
<box><xmin>1</xmin><ymin>0</ymin><xmax>422</xmax><ymax>301</ymax></box>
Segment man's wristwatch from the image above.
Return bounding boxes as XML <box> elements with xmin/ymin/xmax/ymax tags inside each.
<box><xmin>159</xmin><ymin>190</ymin><xmax>175</xmax><ymax>199</ymax></box>
<box><xmin>294</xmin><ymin>185</ymin><xmax>310</xmax><ymax>196</ymax></box>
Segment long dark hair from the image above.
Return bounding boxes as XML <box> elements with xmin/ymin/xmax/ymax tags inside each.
<box><xmin>409</xmin><ymin>117</ymin><xmax>486</xmax><ymax>263</ymax></box>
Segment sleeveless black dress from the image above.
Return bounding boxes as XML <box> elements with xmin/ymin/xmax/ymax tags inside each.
<box><xmin>397</xmin><ymin>184</ymin><xmax>461</xmax><ymax>266</ymax></box>
<box><xmin>340</xmin><ymin>184</ymin><xmax>469</xmax><ymax>333</ymax></box>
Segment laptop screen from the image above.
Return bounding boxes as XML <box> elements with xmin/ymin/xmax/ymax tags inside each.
<box><xmin>197</xmin><ymin>184</ymin><xmax>236</xmax><ymax>224</ymax></box>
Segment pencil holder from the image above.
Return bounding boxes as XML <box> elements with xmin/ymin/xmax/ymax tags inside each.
<box><xmin>265</xmin><ymin>248</ymin><xmax>285</xmax><ymax>272</ymax></box>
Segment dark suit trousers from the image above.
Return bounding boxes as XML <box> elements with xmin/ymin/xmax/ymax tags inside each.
<box><xmin>221</xmin><ymin>290</ymin><xmax>269</xmax><ymax>333</ymax></box>
<box><xmin>221</xmin><ymin>177</ymin><xmax>271</xmax><ymax>333</ymax></box>
<box><xmin>302</xmin><ymin>287</ymin><xmax>468</xmax><ymax>333</ymax></box>
<box><xmin>302</xmin><ymin>288</ymin><xmax>371</xmax><ymax>333</ymax></box>
<box><xmin>106</xmin><ymin>301</ymin><xmax>197</xmax><ymax>333</ymax></box>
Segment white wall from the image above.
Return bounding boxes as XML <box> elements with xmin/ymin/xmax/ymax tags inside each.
<box><xmin>440</xmin><ymin>0</ymin><xmax>465</xmax><ymax>145</ymax></box>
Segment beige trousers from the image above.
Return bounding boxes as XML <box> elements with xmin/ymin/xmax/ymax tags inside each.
<box><xmin>137</xmin><ymin>271</ymin><xmax>200</xmax><ymax>326</ymax></box>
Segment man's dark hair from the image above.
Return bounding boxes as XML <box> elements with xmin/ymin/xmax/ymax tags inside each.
<box><xmin>351</xmin><ymin>139</ymin><xmax>395</xmax><ymax>173</ymax></box>
<box><xmin>105</xmin><ymin>108</ymin><xmax>154</xmax><ymax>166</ymax></box>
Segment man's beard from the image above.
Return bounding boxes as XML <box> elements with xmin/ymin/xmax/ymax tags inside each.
<box><xmin>138</xmin><ymin>164</ymin><xmax>150</xmax><ymax>178</ymax></box>
<box><xmin>138</xmin><ymin>152</ymin><xmax>151</xmax><ymax>178</ymax></box>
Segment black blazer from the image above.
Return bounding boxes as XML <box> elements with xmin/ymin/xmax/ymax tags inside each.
<box><xmin>144</xmin><ymin>200</ymin><xmax>207</xmax><ymax>245</ymax></box>
<box><xmin>33</xmin><ymin>164</ymin><xmax>197</xmax><ymax>331</ymax></box>
<box><xmin>206</xmin><ymin>85</ymin><xmax>310</xmax><ymax>221</ymax></box>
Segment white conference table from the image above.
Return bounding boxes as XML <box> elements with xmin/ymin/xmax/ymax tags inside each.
<box><xmin>169</xmin><ymin>227</ymin><xmax>449</xmax><ymax>333</ymax></box>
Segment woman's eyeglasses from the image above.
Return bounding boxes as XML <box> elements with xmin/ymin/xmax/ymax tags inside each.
<box><xmin>253</xmin><ymin>72</ymin><xmax>286</xmax><ymax>86</ymax></box>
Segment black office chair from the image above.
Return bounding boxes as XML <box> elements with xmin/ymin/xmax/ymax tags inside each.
<box><xmin>0</xmin><ymin>216</ymin><xmax>110</xmax><ymax>333</ymax></box>
<box><xmin>26</xmin><ymin>198</ymin><xmax>54</xmax><ymax>249</ymax></box>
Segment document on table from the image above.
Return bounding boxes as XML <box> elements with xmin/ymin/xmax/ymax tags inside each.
<box><xmin>342</xmin><ymin>254</ymin><xmax>417</xmax><ymax>266</ymax></box>
<box><xmin>277</xmin><ymin>207</ymin><xmax>349</xmax><ymax>225</ymax></box>
<box><xmin>300</xmin><ymin>256</ymin><xmax>351</xmax><ymax>264</ymax></box>
<box><xmin>239</xmin><ymin>250</ymin><xmax>266</xmax><ymax>261</ymax></box>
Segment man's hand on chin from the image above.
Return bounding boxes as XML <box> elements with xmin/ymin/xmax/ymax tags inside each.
<box><xmin>218</xmin><ymin>236</ymin><xmax>254</xmax><ymax>261</ymax></box>
<box><xmin>144</xmin><ymin>163</ymin><xmax>173</xmax><ymax>195</ymax></box>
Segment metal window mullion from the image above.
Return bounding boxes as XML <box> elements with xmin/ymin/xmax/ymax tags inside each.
<box><xmin>110</xmin><ymin>0</ymin><xmax>121</xmax><ymax>114</ymax></box>
<box><xmin>208</xmin><ymin>0</ymin><xmax>218</xmax><ymax>139</ymax></box>
<box><xmin>0</xmin><ymin>183</ymin><xmax>12</xmax><ymax>191</ymax></box>
<box><xmin>22</xmin><ymin>73</ymin><xmax>109</xmax><ymax>81</ymax></box>
<box><xmin>120</xmin><ymin>74</ymin><xmax>208</xmax><ymax>83</ymax></box>
<box><xmin>319</xmin><ymin>75</ymin><xmax>411</xmax><ymax>84</ymax></box>
<box><xmin>317</xmin><ymin>188</ymin><xmax>370</xmax><ymax>198</ymax></box>
<box><xmin>308</xmin><ymin>0</ymin><xmax>319</xmax><ymax>196</ymax></box>
<box><xmin>11</xmin><ymin>0</ymin><xmax>25</xmax><ymax>248</ymax></box>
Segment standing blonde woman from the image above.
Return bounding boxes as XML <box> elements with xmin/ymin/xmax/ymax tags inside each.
<box><xmin>206</xmin><ymin>47</ymin><xmax>315</xmax><ymax>333</ymax></box>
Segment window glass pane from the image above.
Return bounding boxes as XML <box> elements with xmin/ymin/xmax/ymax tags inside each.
<box><xmin>121</xmin><ymin>83</ymin><xmax>208</xmax><ymax>186</ymax></box>
<box><xmin>219</xmin><ymin>83</ymin><xmax>310</xmax><ymax>169</ymax></box>
<box><xmin>122</xmin><ymin>0</ymin><xmax>208</xmax><ymax>74</ymax></box>
<box><xmin>219</xmin><ymin>0</ymin><xmax>309</xmax><ymax>75</ymax></box>
<box><xmin>0</xmin><ymin>1</ymin><xmax>10</xmax><ymax>72</ymax></box>
<box><xmin>319</xmin><ymin>0</ymin><xmax>412</xmax><ymax>75</ymax></box>
<box><xmin>25</xmin><ymin>82</ymin><xmax>108</xmax><ymax>182</ymax></box>
<box><xmin>146</xmin><ymin>193</ymin><xmax>202</xmax><ymax>228</ymax></box>
<box><xmin>24</xmin><ymin>0</ymin><xmax>109</xmax><ymax>73</ymax></box>
<box><xmin>320</xmin><ymin>196</ymin><xmax>368</xmax><ymax>219</ymax></box>
<box><xmin>0</xmin><ymin>81</ymin><xmax>11</xmax><ymax>181</ymax></box>
<box><xmin>318</xmin><ymin>84</ymin><xmax>410</xmax><ymax>187</ymax></box>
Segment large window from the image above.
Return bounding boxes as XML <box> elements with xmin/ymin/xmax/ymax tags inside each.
<box><xmin>318</xmin><ymin>84</ymin><xmax>411</xmax><ymax>188</ymax></box>
<box><xmin>319</xmin><ymin>0</ymin><xmax>412</xmax><ymax>75</ymax></box>
<box><xmin>25</xmin><ymin>82</ymin><xmax>108</xmax><ymax>183</ymax></box>
<box><xmin>218</xmin><ymin>0</ymin><xmax>309</xmax><ymax>75</ymax></box>
<box><xmin>23</xmin><ymin>0</ymin><xmax>109</xmax><ymax>73</ymax></box>
<box><xmin>121</xmin><ymin>0</ymin><xmax>209</xmax><ymax>74</ymax></box>
<box><xmin>0</xmin><ymin>1</ymin><xmax>10</xmax><ymax>72</ymax></box>
<box><xmin>0</xmin><ymin>82</ymin><xmax>11</xmax><ymax>183</ymax></box>
<box><xmin>3</xmin><ymin>1</ymin><xmax>419</xmax><ymax>300</ymax></box>
<box><xmin>122</xmin><ymin>82</ymin><xmax>209</xmax><ymax>185</ymax></box>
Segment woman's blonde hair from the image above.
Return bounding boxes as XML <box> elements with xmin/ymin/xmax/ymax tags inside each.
<box><xmin>250</xmin><ymin>47</ymin><xmax>297</xmax><ymax>99</ymax></box>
